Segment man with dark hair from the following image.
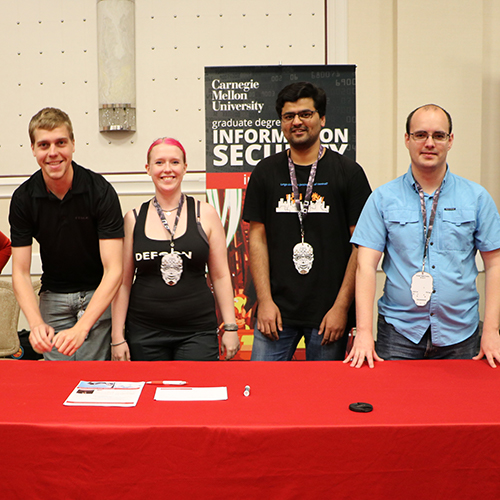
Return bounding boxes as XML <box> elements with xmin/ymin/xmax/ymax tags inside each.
<box><xmin>274</xmin><ymin>82</ymin><xmax>327</xmax><ymax>119</ymax></box>
<box><xmin>9</xmin><ymin>107</ymin><xmax>124</xmax><ymax>360</ymax></box>
<box><xmin>346</xmin><ymin>104</ymin><xmax>500</xmax><ymax>368</ymax></box>
<box><xmin>243</xmin><ymin>82</ymin><xmax>372</xmax><ymax>360</ymax></box>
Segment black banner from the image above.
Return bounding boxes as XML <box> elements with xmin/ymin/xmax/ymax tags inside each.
<box><xmin>205</xmin><ymin>65</ymin><xmax>356</xmax><ymax>188</ymax></box>
<box><xmin>204</xmin><ymin>65</ymin><xmax>356</xmax><ymax>359</ymax></box>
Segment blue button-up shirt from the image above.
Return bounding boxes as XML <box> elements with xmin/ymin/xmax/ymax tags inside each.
<box><xmin>351</xmin><ymin>166</ymin><xmax>500</xmax><ymax>346</ymax></box>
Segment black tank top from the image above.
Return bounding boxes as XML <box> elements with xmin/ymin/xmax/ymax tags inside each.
<box><xmin>127</xmin><ymin>196</ymin><xmax>217</xmax><ymax>333</ymax></box>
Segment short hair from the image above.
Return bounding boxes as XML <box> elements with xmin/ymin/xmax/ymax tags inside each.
<box><xmin>406</xmin><ymin>104</ymin><xmax>453</xmax><ymax>134</ymax></box>
<box><xmin>146</xmin><ymin>137</ymin><xmax>186</xmax><ymax>163</ymax></box>
<box><xmin>29</xmin><ymin>107</ymin><xmax>74</xmax><ymax>145</ymax></box>
<box><xmin>275</xmin><ymin>82</ymin><xmax>327</xmax><ymax>118</ymax></box>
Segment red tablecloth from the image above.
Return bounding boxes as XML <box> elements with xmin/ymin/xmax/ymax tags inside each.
<box><xmin>1</xmin><ymin>360</ymin><xmax>499</xmax><ymax>499</ymax></box>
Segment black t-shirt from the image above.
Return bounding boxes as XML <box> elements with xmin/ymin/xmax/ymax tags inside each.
<box><xmin>9</xmin><ymin>162</ymin><xmax>124</xmax><ymax>293</ymax></box>
<box><xmin>126</xmin><ymin>196</ymin><xmax>217</xmax><ymax>333</ymax></box>
<box><xmin>243</xmin><ymin>148</ymin><xmax>372</xmax><ymax>328</ymax></box>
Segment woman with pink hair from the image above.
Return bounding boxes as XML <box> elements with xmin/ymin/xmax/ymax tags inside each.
<box><xmin>111</xmin><ymin>138</ymin><xmax>240</xmax><ymax>361</ymax></box>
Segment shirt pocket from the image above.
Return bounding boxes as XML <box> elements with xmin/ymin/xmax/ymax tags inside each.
<box><xmin>385</xmin><ymin>210</ymin><xmax>420</xmax><ymax>251</ymax></box>
<box><xmin>439</xmin><ymin>209</ymin><xmax>475</xmax><ymax>251</ymax></box>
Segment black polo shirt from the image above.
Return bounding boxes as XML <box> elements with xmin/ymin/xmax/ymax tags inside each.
<box><xmin>9</xmin><ymin>162</ymin><xmax>124</xmax><ymax>293</ymax></box>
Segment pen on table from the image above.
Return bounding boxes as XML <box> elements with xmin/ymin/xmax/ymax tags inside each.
<box><xmin>158</xmin><ymin>387</ymin><xmax>193</xmax><ymax>390</ymax></box>
<box><xmin>146</xmin><ymin>381</ymin><xmax>187</xmax><ymax>385</ymax></box>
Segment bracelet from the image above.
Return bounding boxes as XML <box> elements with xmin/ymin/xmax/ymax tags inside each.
<box><xmin>223</xmin><ymin>323</ymin><xmax>238</xmax><ymax>331</ymax></box>
<box><xmin>110</xmin><ymin>340</ymin><xmax>127</xmax><ymax>347</ymax></box>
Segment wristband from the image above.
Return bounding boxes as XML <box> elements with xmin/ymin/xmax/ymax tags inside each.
<box><xmin>223</xmin><ymin>323</ymin><xmax>238</xmax><ymax>331</ymax></box>
<box><xmin>111</xmin><ymin>340</ymin><xmax>127</xmax><ymax>347</ymax></box>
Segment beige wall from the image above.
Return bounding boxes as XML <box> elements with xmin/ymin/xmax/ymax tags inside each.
<box><xmin>0</xmin><ymin>0</ymin><xmax>330</xmax><ymax>240</ymax></box>
<box><xmin>348</xmin><ymin>0</ymin><xmax>499</xmax><ymax>318</ymax></box>
<box><xmin>3</xmin><ymin>1</ymin><xmax>498</xmax><ymax>210</ymax></box>
<box><xmin>350</xmin><ymin>0</ymin><xmax>500</xmax><ymax>203</ymax></box>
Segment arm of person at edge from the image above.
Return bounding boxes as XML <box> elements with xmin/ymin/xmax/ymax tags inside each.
<box><xmin>110</xmin><ymin>210</ymin><xmax>136</xmax><ymax>361</ymax></box>
<box><xmin>0</xmin><ymin>230</ymin><xmax>12</xmax><ymax>272</ymax></box>
<box><xmin>249</xmin><ymin>221</ymin><xmax>282</xmax><ymax>340</ymax></box>
<box><xmin>203</xmin><ymin>202</ymin><xmax>240</xmax><ymax>360</ymax></box>
<box><xmin>12</xmin><ymin>245</ymin><xmax>54</xmax><ymax>353</ymax></box>
<box><xmin>319</xmin><ymin>225</ymin><xmax>356</xmax><ymax>345</ymax></box>
<box><xmin>52</xmin><ymin>238</ymin><xmax>123</xmax><ymax>357</ymax></box>
<box><xmin>473</xmin><ymin>248</ymin><xmax>500</xmax><ymax>368</ymax></box>
<box><xmin>344</xmin><ymin>245</ymin><xmax>385</xmax><ymax>368</ymax></box>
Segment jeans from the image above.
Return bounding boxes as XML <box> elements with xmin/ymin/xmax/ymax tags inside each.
<box><xmin>39</xmin><ymin>289</ymin><xmax>111</xmax><ymax>361</ymax></box>
<box><xmin>376</xmin><ymin>315</ymin><xmax>480</xmax><ymax>360</ymax></box>
<box><xmin>251</xmin><ymin>324</ymin><xmax>348</xmax><ymax>361</ymax></box>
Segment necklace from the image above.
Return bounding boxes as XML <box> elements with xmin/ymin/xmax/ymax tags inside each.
<box><xmin>152</xmin><ymin>194</ymin><xmax>185</xmax><ymax>286</ymax></box>
<box><xmin>161</xmin><ymin>204</ymin><xmax>179</xmax><ymax>216</ymax></box>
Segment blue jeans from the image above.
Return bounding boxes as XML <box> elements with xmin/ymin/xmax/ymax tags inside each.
<box><xmin>376</xmin><ymin>315</ymin><xmax>480</xmax><ymax>360</ymax></box>
<box><xmin>251</xmin><ymin>324</ymin><xmax>348</xmax><ymax>361</ymax></box>
<box><xmin>39</xmin><ymin>290</ymin><xmax>111</xmax><ymax>361</ymax></box>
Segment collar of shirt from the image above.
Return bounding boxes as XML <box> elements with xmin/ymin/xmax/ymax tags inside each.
<box><xmin>404</xmin><ymin>164</ymin><xmax>450</xmax><ymax>197</ymax></box>
<box><xmin>31</xmin><ymin>161</ymin><xmax>87</xmax><ymax>199</ymax></box>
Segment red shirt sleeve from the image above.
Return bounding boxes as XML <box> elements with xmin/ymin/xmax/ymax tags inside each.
<box><xmin>0</xmin><ymin>231</ymin><xmax>12</xmax><ymax>272</ymax></box>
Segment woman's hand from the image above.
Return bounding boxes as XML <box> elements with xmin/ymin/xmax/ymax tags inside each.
<box><xmin>221</xmin><ymin>331</ymin><xmax>240</xmax><ymax>360</ymax></box>
<box><xmin>111</xmin><ymin>341</ymin><xmax>131</xmax><ymax>361</ymax></box>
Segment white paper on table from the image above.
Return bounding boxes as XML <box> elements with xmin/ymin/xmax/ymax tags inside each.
<box><xmin>154</xmin><ymin>386</ymin><xmax>228</xmax><ymax>401</ymax></box>
<box><xmin>64</xmin><ymin>381</ymin><xmax>145</xmax><ymax>407</ymax></box>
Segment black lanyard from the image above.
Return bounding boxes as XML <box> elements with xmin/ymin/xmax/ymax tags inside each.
<box><xmin>287</xmin><ymin>145</ymin><xmax>324</xmax><ymax>242</ymax></box>
<box><xmin>152</xmin><ymin>194</ymin><xmax>185</xmax><ymax>251</ymax></box>
<box><xmin>414</xmin><ymin>181</ymin><xmax>442</xmax><ymax>272</ymax></box>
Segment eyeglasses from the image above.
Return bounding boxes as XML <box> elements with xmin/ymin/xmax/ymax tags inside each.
<box><xmin>281</xmin><ymin>110</ymin><xmax>317</xmax><ymax>122</ymax></box>
<box><xmin>409</xmin><ymin>131</ymin><xmax>450</xmax><ymax>142</ymax></box>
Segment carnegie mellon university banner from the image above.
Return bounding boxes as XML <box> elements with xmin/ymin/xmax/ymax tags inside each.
<box><xmin>204</xmin><ymin>65</ymin><xmax>356</xmax><ymax>359</ymax></box>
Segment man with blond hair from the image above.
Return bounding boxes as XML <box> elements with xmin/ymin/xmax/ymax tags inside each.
<box><xmin>9</xmin><ymin>107</ymin><xmax>124</xmax><ymax>360</ymax></box>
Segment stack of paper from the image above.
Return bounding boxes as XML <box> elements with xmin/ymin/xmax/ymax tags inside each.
<box><xmin>154</xmin><ymin>386</ymin><xmax>228</xmax><ymax>401</ymax></box>
<box><xmin>64</xmin><ymin>381</ymin><xmax>145</xmax><ymax>407</ymax></box>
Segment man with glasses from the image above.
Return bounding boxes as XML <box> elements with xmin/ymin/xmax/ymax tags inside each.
<box><xmin>346</xmin><ymin>104</ymin><xmax>500</xmax><ymax>368</ymax></box>
<box><xmin>243</xmin><ymin>82</ymin><xmax>371</xmax><ymax>360</ymax></box>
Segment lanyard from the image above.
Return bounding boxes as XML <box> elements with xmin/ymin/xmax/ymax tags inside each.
<box><xmin>414</xmin><ymin>181</ymin><xmax>442</xmax><ymax>272</ymax></box>
<box><xmin>152</xmin><ymin>194</ymin><xmax>185</xmax><ymax>251</ymax></box>
<box><xmin>287</xmin><ymin>145</ymin><xmax>324</xmax><ymax>242</ymax></box>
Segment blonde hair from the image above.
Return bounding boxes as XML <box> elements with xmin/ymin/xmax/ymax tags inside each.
<box><xmin>29</xmin><ymin>108</ymin><xmax>74</xmax><ymax>145</ymax></box>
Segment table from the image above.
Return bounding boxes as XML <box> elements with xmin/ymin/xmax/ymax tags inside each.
<box><xmin>1</xmin><ymin>360</ymin><xmax>499</xmax><ymax>499</ymax></box>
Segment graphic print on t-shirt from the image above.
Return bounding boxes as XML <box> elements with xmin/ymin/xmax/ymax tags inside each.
<box><xmin>276</xmin><ymin>192</ymin><xmax>330</xmax><ymax>214</ymax></box>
